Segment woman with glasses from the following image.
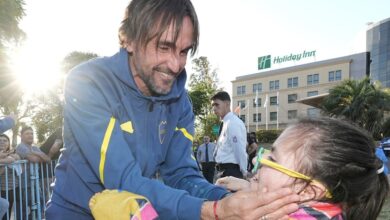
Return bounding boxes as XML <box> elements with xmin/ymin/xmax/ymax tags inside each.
<box><xmin>0</xmin><ymin>134</ymin><xmax>21</xmax><ymax>220</ymax></box>
<box><xmin>217</xmin><ymin>117</ymin><xmax>389</xmax><ymax>220</ymax></box>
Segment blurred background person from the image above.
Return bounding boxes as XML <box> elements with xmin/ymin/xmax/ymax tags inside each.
<box><xmin>197</xmin><ymin>136</ymin><xmax>216</xmax><ymax>183</ymax></box>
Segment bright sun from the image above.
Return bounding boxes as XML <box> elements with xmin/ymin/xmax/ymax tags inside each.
<box><xmin>10</xmin><ymin>46</ymin><xmax>63</xmax><ymax>95</ymax></box>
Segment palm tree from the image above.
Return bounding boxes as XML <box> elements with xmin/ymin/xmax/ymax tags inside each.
<box><xmin>321</xmin><ymin>77</ymin><xmax>390</xmax><ymax>139</ymax></box>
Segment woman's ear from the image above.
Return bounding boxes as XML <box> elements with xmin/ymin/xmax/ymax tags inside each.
<box><xmin>298</xmin><ymin>182</ymin><xmax>328</xmax><ymax>201</ymax></box>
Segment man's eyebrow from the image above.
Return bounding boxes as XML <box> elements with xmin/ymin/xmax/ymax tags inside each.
<box><xmin>158</xmin><ymin>40</ymin><xmax>193</xmax><ymax>52</ymax></box>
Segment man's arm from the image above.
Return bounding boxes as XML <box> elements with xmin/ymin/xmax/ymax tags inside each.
<box><xmin>159</xmin><ymin>94</ymin><xmax>229</xmax><ymax>219</ymax></box>
<box><xmin>31</xmin><ymin>150</ymin><xmax>51</xmax><ymax>163</ymax></box>
<box><xmin>197</xmin><ymin>145</ymin><xmax>203</xmax><ymax>162</ymax></box>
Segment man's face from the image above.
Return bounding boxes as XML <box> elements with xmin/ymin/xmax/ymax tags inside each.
<box><xmin>127</xmin><ymin>16</ymin><xmax>194</xmax><ymax>96</ymax></box>
<box><xmin>212</xmin><ymin>99</ymin><xmax>230</xmax><ymax>118</ymax></box>
<box><xmin>0</xmin><ymin>136</ymin><xmax>9</xmax><ymax>151</ymax></box>
<box><xmin>21</xmin><ymin>129</ymin><xmax>34</xmax><ymax>145</ymax></box>
<box><xmin>203</xmin><ymin>136</ymin><xmax>210</xmax><ymax>144</ymax></box>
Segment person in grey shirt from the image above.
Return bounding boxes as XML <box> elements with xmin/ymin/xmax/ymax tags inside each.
<box><xmin>16</xmin><ymin>126</ymin><xmax>51</xmax><ymax>163</ymax></box>
<box><xmin>197</xmin><ymin>136</ymin><xmax>216</xmax><ymax>183</ymax></box>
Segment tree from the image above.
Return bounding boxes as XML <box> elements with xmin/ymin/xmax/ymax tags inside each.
<box><xmin>321</xmin><ymin>77</ymin><xmax>390</xmax><ymax>139</ymax></box>
<box><xmin>62</xmin><ymin>51</ymin><xmax>99</xmax><ymax>74</ymax></box>
<box><xmin>0</xmin><ymin>0</ymin><xmax>26</xmax><ymax>147</ymax></box>
<box><xmin>188</xmin><ymin>56</ymin><xmax>221</xmax><ymax>141</ymax></box>
<box><xmin>31</xmin><ymin>90</ymin><xmax>63</xmax><ymax>143</ymax></box>
<box><xmin>31</xmin><ymin>51</ymin><xmax>99</xmax><ymax>142</ymax></box>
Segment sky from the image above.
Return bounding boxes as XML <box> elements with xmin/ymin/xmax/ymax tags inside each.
<box><xmin>10</xmin><ymin>0</ymin><xmax>390</xmax><ymax>95</ymax></box>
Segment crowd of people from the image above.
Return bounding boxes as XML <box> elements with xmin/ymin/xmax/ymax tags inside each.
<box><xmin>0</xmin><ymin>114</ymin><xmax>62</xmax><ymax>219</ymax></box>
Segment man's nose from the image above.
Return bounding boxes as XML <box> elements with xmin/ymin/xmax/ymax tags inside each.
<box><xmin>167</xmin><ymin>53</ymin><xmax>184</xmax><ymax>74</ymax></box>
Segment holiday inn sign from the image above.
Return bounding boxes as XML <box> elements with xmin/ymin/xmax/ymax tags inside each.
<box><xmin>258</xmin><ymin>50</ymin><xmax>316</xmax><ymax>70</ymax></box>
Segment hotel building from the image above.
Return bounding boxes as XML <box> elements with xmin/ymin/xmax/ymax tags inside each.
<box><xmin>231</xmin><ymin>52</ymin><xmax>369</xmax><ymax>132</ymax></box>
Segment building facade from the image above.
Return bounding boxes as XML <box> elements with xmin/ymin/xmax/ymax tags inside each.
<box><xmin>367</xmin><ymin>17</ymin><xmax>390</xmax><ymax>87</ymax></box>
<box><xmin>232</xmin><ymin>52</ymin><xmax>368</xmax><ymax>132</ymax></box>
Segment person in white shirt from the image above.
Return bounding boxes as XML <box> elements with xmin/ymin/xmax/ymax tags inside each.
<box><xmin>197</xmin><ymin>136</ymin><xmax>216</xmax><ymax>183</ymax></box>
<box><xmin>211</xmin><ymin>91</ymin><xmax>248</xmax><ymax>179</ymax></box>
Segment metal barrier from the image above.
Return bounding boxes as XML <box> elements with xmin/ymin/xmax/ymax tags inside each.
<box><xmin>0</xmin><ymin>160</ymin><xmax>56</xmax><ymax>220</ymax></box>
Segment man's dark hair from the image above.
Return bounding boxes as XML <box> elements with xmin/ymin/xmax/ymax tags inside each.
<box><xmin>119</xmin><ymin>0</ymin><xmax>199</xmax><ymax>56</ymax></box>
<box><xmin>20</xmin><ymin>126</ymin><xmax>33</xmax><ymax>135</ymax></box>
<box><xmin>211</xmin><ymin>91</ymin><xmax>231</xmax><ymax>102</ymax></box>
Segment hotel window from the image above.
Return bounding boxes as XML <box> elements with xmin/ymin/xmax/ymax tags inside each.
<box><xmin>270</xmin><ymin>112</ymin><xmax>277</xmax><ymax>121</ymax></box>
<box><xmin>288</xmin><ymin>110</ymin><xmax>297</xmax><ymax>119</ymax></box>
<box><xmin>307</xmin><ymin>108</ymin><xmax>320</xmax><ymax>117</ymax></box>
<box><xmin>237</xmin><ymin>85</ymin><xmax>246</xmax><ymax>95</ymax></box>
<box><xmin>307</xmin><ymin>91</ymin><xmax>318</xmax><ymax>97</ymax></box>
<box><xmin>253</xmin><ymin>98</ymin><xmax>261</xmax><ymax>107</ymax></box>
<box><xmin>253</xmin><ymin>83</ymin><xmax>262</xmax><ymax>93</ymax></box>
<box><xmin>287</xmin><ymin>77</ymin><xmax>298</xmax><ymax>88</ymax></box>
<box><xmin>329</xmin><ymin>70</ymin><xmax>342</xmax><ymax>82</ymax></box>
<box><xmin>270</xmin><ymin>96</ymin><xmax>278</xmax><ymax>106</ymax></box>
<box><xmin>269</xmin><ymin>80</ymin><xmax>280</xmax><ymax>91</ymax></box>
<box><xmin>239</xmin><ymin>115</ymin><xmax>246</xmax><ymax>123</ymax></box>
<box><xmin>288</xmin><ymin>94</ymin><xmax>297</xmax><ymax>103</ymax></box>
<box><xmin>307</xmin><ymin>74</ymin><xmax>319</xmax><ymax>85</ymax></box>
<box><xmin>253</xmin><ymin>113</ymin><xmax>261</xmax><ymax>122</ymax></box>
<box><xmin>237</xmin><ymin>100</ymin><xmax>246</xmax><ymax>108</ymax></box>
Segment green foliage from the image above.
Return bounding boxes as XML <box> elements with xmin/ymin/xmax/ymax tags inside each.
<box><xmin>188</xmin><ymin>56</ymin><xmax>221</xmax><ymax>139</ymax></box>
<box><xmin>0</xmin><ymin>0</ymin><xmax>26</xmax><ymax>147</ymax></box>
<box><xmin>62</xmin><ymin>51</ymin><xmax>99</xmax><ymax>74</ymax></box>
<box><xmin>31</xmin><ymin>90</ymin><xmax>63</xmax><ymax>143</ymax></box>
<box><xmin>198</xmin><ymin>114</ymin><xmax>220</xmax><ymax>142</ymax></box>
<box><xmin>256</xmin><ymin>129</ymin><xmax>282</xmax><ymax>143</ymax></box>
<box><xmin>321</xmin><ymin>77</ymin><xmax>390</xmax><ymax>139</ymax></box>
<box><xmin>188</xmin><ymin>89</ymin><xmax>208</xmax><ymax>116</ymax></box>
<box><xmin>0</xmin><ymin>0</ymin><xmax>25</xmax><ymax>42</ymax></box>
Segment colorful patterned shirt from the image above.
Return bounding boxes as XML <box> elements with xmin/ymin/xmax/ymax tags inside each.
<box><xmin>289</xmin><ymin>202</ymin><xmax>344</xmax><ymax>220</ymax></box>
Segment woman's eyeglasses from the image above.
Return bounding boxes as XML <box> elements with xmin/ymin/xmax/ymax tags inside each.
<box><xmin>252</xmin><ymin>147</ymin><xmax>332</xmax><ymax>199</ymax></box>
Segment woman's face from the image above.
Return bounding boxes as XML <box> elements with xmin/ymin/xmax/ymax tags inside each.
<box><xmin>0</xmin><ymin>136</ymin><xmax>10</xmax><ymax>152</ymax></box>
<box><xmin>250</xmin><ymin>128</ymin><xmax>301</xmax><ymax>192</ymax></box>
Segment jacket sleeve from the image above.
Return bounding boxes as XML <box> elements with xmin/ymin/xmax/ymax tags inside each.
<box><xmin>159</xmin><ymin>94</ymin><xmax>229</xmax><ymax>217</ymax></box>
<box><xmin>228</xmin><ymin>121</ymin><xmax>248</xmax><ymax>175</ymax></box>
<box><xmin>64</xmin><ymin>71</ymin><xmax>225</xmax><ymax>220</ymax></box>
<box><xmin>0</xmin><ymin>117</ymin><xmax>15</xmax><ymax>134</ymax></box>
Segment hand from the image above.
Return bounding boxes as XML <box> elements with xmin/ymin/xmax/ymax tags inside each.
<box><xmin>216</xmin><ymin>187</ymin><xmax>300</xmax><ymax>220</ymax></box>
<box><xmin>215</xmin><ymin>176</ymin><xmax>250</xmax><ymax>192</ymax></box>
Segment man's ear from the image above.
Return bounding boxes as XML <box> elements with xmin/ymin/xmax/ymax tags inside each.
<box><xmin>298</xmin><ymin>182</ymin><xmax>328</xmax><ymax>201</ymax></box>
<box><xmin>126</xmin><ymin>42</ymin><xmax>134</xmax><ymax>55</ymax></box>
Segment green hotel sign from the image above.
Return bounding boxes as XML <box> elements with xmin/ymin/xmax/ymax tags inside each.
<box><xmin>258</xmin><ymin>50</ymin><xmax>316</xmax><ymax>70</ymax></box>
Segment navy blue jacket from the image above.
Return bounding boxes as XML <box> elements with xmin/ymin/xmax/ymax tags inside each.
<box><xmin>51</xmin><ymin>49</ymin><xmax>228</xmax><ymax>219</ymax></box>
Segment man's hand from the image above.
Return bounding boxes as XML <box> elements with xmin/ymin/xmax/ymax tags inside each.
<box><xmin>201</xmin><ymin>187</ymin><xmax>299</xmax><ymax>220</ymax></box>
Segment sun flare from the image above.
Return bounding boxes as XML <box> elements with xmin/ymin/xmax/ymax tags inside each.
<box><xmin>10</xmin><ymin>46</ymin><xmax>63</xmax><ymax>95</ymax></box>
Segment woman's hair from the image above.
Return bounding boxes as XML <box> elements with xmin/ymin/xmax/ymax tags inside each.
<box><xmin>0</xmin><ymin>133</ymin><xmax>10</xmax><ymax>151</ymax></box>
<box><xmin>288</xmin><ymin>117</ymin><xmax>389</xmax><ymax>220</ymax></box>
<box><xmin>118</xmin><ymin>0</ymin><xmax>199</xmax><ymax>57</ymax></box>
